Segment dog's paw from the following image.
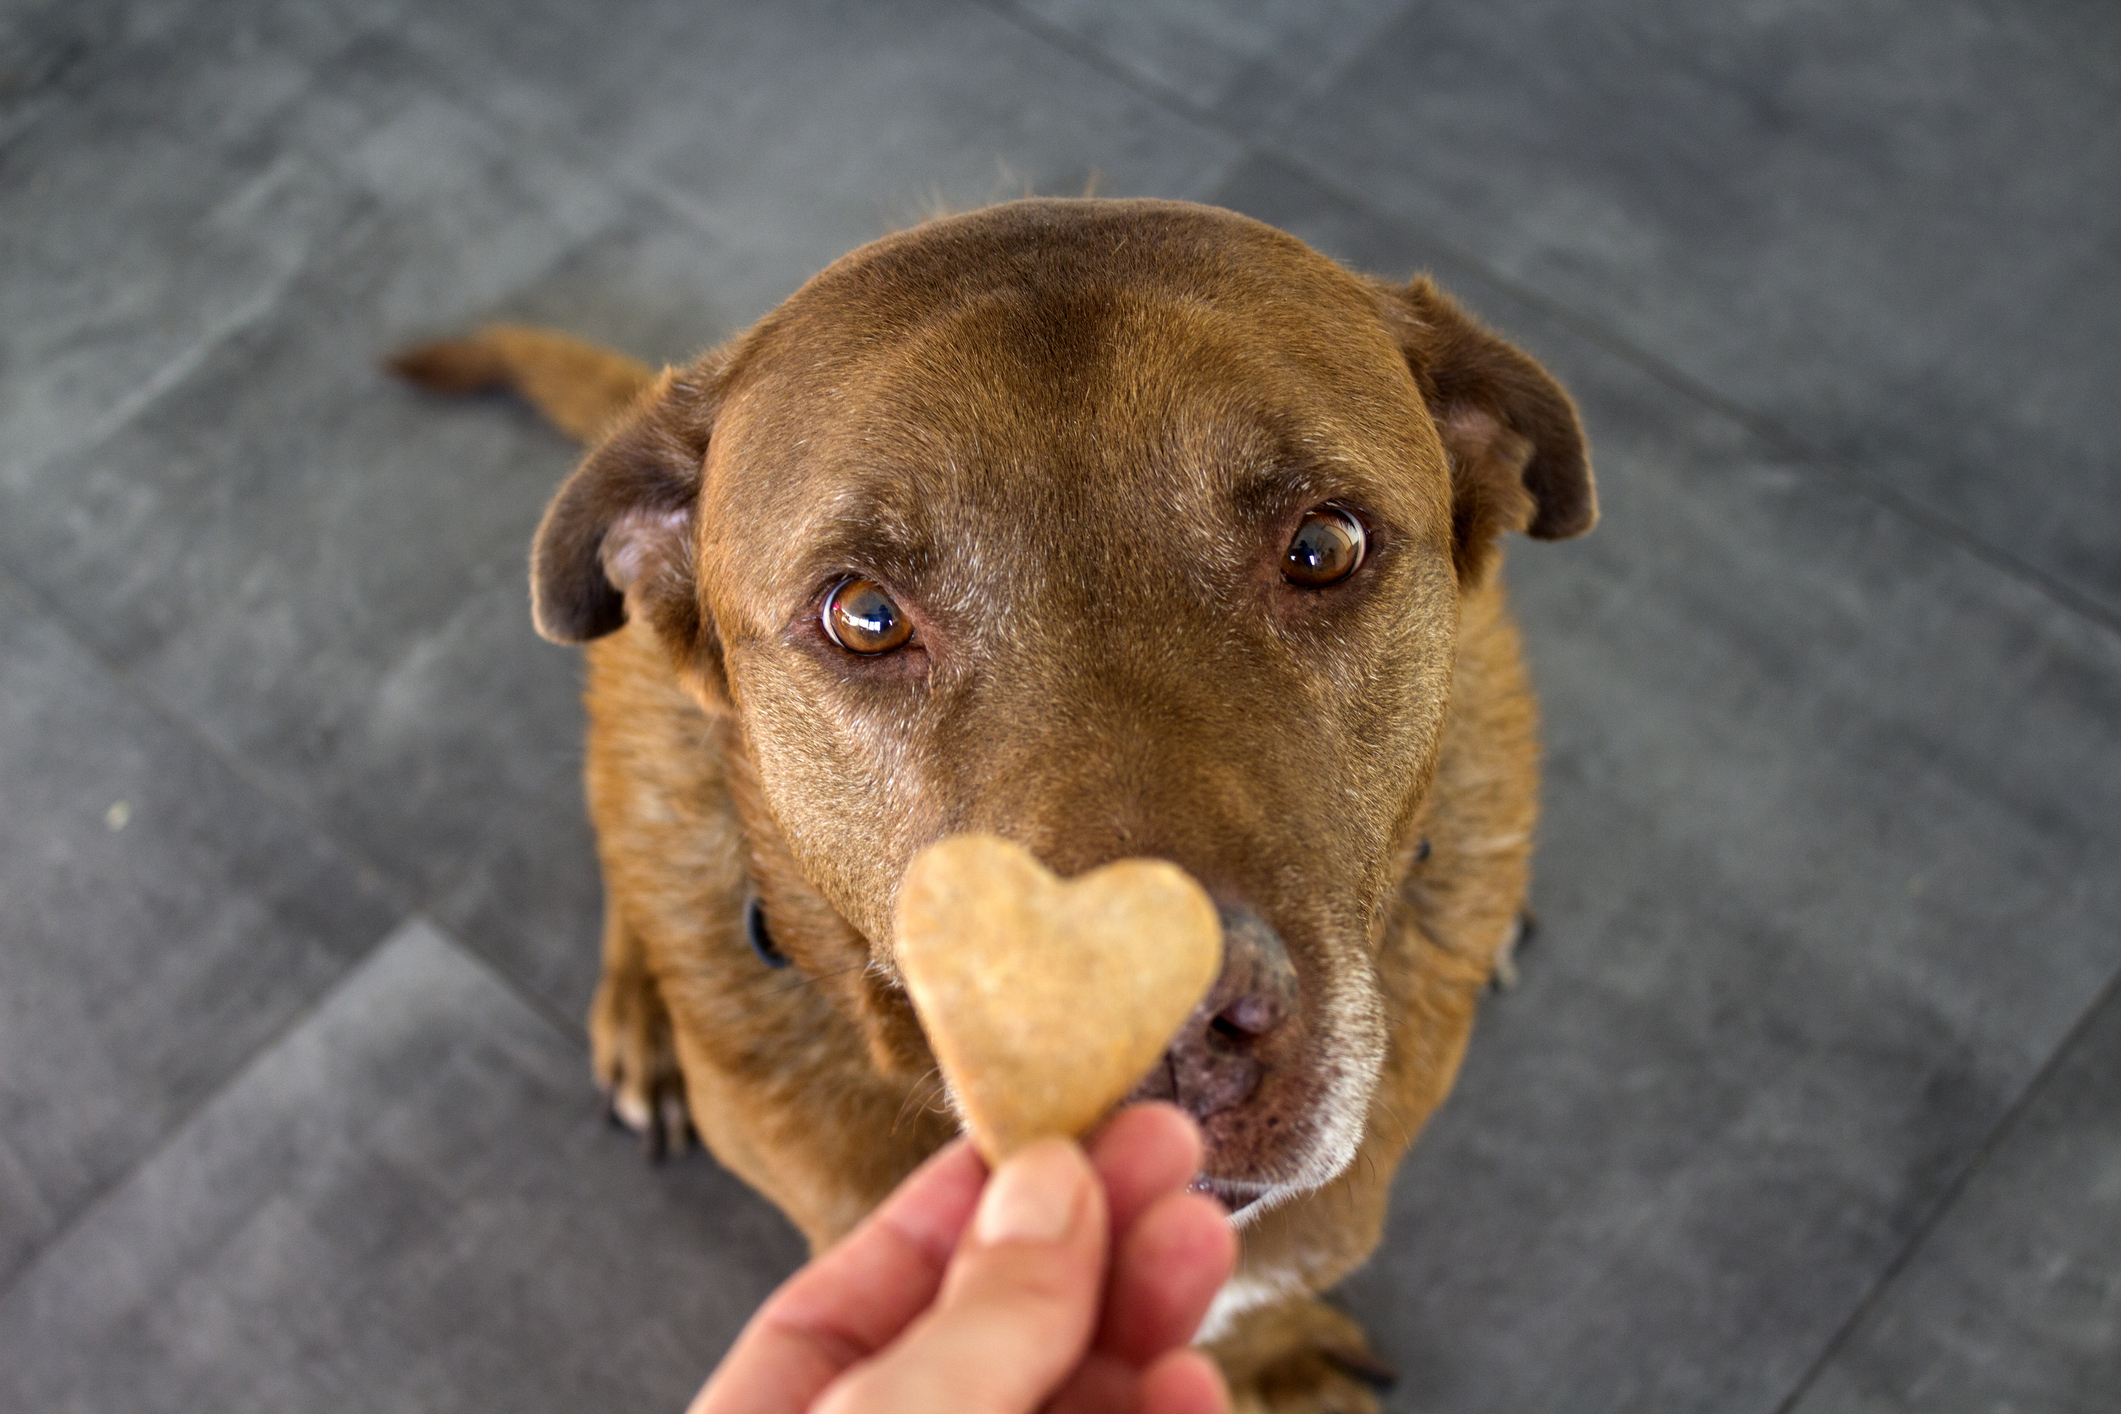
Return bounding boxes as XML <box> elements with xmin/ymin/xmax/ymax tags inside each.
<box><xmin>1211</xmin><ymin>1297</ymin><xmax>1393</xmax><ymax>1414</ymax></box>
<box><xmin>1488</xmin><ymin>907</ymin><xmax>1538</xmax><ymax>992</ymax></box>
<box><xmin>589</xmin><ymin>964</ymin><xmax>692</xmax><ymax>1160</ymax></box>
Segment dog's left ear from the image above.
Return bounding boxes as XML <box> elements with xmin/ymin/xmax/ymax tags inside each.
<box><xmin>530</xmin><ymin>367</ymin><xmax>723</xmax><ymax>686</ymax></box>
<box><xmin>1381</xmin><ymin>276</ymin><xmax>1596</xmax><ymax>583</ymax></box>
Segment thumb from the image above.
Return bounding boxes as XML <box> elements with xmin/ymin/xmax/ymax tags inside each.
<box><xmin>813</xmin><ymin>1139</ymin><xmax>1108</xmax><ymax>1414</ymax></box>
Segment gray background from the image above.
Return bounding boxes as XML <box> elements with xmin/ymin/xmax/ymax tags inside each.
<box><xmin>3</xmin><ymin>2</ymin><xmax>2116</xmax><ymax>1410</ymax></box>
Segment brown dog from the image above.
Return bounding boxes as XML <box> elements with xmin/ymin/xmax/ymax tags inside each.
<box><xmin>392</xmin><ymin>197</ymin><xmax>1593</xmax><ymax>1410</ymax></box>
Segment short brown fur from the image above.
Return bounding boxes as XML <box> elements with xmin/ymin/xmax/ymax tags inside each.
<box><xmin>392</xmin><ymin>198</ymin><xmax>1592</xmax><ymax>1410</ymax></box>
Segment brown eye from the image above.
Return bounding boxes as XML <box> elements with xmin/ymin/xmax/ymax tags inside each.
<box><xmin>823</xmin><ymin>577</ymin><xmax>913</xmax><ymax>654</ymax></box>
<box><xmin>1283</xmin><ymin>506</ymin><xmax>1365</xmax><ymax>587</ymax></box>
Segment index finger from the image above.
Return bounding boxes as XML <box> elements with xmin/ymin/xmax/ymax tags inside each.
<box><xmin>689</xmin><ymin>1140</ymin><xmax>988</xmax><ymax>1414</ymax></box>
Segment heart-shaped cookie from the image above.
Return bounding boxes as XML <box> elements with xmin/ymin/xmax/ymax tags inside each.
<box><xmin>894</xmin><ymin>834</ymin><xmax>1223</xmax><ymax>1162</ymax></box>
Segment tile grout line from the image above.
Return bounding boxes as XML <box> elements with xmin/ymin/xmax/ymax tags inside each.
<box><xmin>0</xmin><ymin>18</ymin><xmax>617</xmax><ymax>1035</ymax></box>
<box><xmin>971</xmin><ymin>0</ymin><xmax>1425</xmax><ymax>139</ymax></box>
<box><xmin>423</xmin><ymin>922</ymin><xmax>594</xmax><ymax>1068</ymax></box>
<box><xmin>0</xmin><ymin>909</ymin><xmax>597</xmax><ymax>1314</ymax></box>
<box><xmin>1766</xmin><ymin>956</ymin><xmax>2121</xmax><ymax>1413</ymax></box>
<box><xmin>406</xmin><ymin>834</ymin><xmax>599</xmax><ymax>1043</ymax></box>
<box><xmin>972</xmin><ymin>0</ymin><xmax>2121</xmax><ymax>650</ymax></box>
<box><xmin>0</xmin><ymin>563</ymin><xmax>595</xmax><ymax>1308</ymax></box>
<box><xmin>0</xmin><ymin>896</ymin><xmax>584</xmax><ymax>1313</ymax></box>
<box><xmin>0</xmin><ymin>11</ymin><xmax>427</xmax><ymax>487</ymax></box>
<box><xmin>0</xmin><ymin>35</ymin><xmax>664</xmax><ymax>1286</ymax></box>
<box><xmin>0</xmin><ymin>565</ymin><xmax>411</xmax><ymax>1310</ymax></box>
<box><xmin>1248</xmin><ymin>0</ymin><xmax>1433</xmax><ymax>137</ymax></box>
<box><xmin>357</xmin><ymin>19</ymin><xmax>787</xmax><ymax>349</ymax></box>
<box><xmin>964</xmin><ymin>0</ymin><xmax>1231</xmax><ymax>133</ymax></box>
<box><xmin>0</xmin><ymin>27</ymin><xmax>627</xmax><ymax>1298</ymax></box>
<box><xmin>963</xmin><ymin>0</ymin><xmax>1419</xmax><ymax>211</ymax></box>
<box><xmin>0</xmin><ymin>913</ymin><xmax>395</xmax><ymax>1314</ymax></box>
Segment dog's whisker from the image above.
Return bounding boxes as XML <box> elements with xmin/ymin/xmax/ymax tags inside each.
<box><xmin>757</xmin><ymin>961</ymin><xmax>868</xmax><ymax>999</ymax></box>
<box><xmin>889</xmin><ymin>1065</ymin><xmax>953</xmax><ymax>1138</ymax></box>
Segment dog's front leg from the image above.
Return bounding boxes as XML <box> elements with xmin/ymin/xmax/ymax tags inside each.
<box><xmin>589</xmin><ymin>906</ymin><xmax>692</xmax><ymax>1159</ymax></box>
<box><xmin>1205</xmin><ymin>1296</ymin><xmax>1394</xmax><ymax>1414</ymax></box>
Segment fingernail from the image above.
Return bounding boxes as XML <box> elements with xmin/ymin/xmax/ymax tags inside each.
<box><xmin>974</xmin><ymin>1140</ymin><xmax>1086</xmax><ymax>1245</ymax></box>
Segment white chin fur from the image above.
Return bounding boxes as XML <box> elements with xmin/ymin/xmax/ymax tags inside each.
<box><xmin>1198</xmin><ymin>955</ymin><xmax>1386</xmax><ymax>1350</ymax></box>
<box><xmin>1194</xmin><ymin>1269</ymin><xmax>1307</xmax><ymax>1343</ymax></box>
<box><xmin>1247</xmin><ymin>955</ymin><xmax>1387</xmax><ymax>1209</ymax></box>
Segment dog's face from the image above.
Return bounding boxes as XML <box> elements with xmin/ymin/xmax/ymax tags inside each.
<box><xmin>532</xmin><ymin>200</ymin><xmax>1592</xmax><ymax>1215</ymax></box>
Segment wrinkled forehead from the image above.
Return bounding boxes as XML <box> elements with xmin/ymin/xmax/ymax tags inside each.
<box><xmin>702</xmin><ymin>209</ymin><xmax>1446</xmax><ymax>607</ymax></box>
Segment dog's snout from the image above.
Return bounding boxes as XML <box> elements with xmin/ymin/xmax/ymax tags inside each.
<box><xmin>1133</xmin><ymin>903</ymin><xmax>1299</xmax><ymax>1122</ymax></box>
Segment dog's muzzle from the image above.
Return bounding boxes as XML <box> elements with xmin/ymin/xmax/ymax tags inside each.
<box><xmin>1127</xmin><ymin>902</ymin><xmax>1304</xmax><ymax>1210</ymax></box>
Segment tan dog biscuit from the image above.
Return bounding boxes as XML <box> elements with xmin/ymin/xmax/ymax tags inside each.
<box><xmin>894</xmin><ymin>834</ymin><xmax>1223</xmax><ymax>1162</ymax></box>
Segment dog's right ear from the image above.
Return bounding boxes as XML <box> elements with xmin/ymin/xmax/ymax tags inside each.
<box><xmin>529</xmin><ymin>368</ymin><xmax>714</xmax><ymax>659</ymax></box>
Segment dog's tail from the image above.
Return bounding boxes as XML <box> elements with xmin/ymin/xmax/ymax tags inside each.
<box><xmin>386</xmin><ymin>325</ymin><xmax>656</xmax><ymax>445</ymax></box>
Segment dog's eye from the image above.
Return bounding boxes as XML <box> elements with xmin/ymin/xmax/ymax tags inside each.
<box><xmin>1283</xmin><ymin>506</ymin><xmax>1365</xmax><ymax>587</ymax></box>
<box><xmin>823</xmin><ymin>577</ymin><xmax>913</xmax><ymax>654</ymax></box>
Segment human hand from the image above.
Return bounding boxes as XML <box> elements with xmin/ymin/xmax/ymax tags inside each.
<box><xmin>688</xmin><ymin>1103</ymin><xmax>1236</xmax><ymax>1414</ymax></box>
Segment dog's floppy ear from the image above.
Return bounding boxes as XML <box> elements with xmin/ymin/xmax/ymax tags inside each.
<box><xmin>1382</xmin><ymin>277</ymin><xmax>1596</xmax><ymax>583</ymax></box>
<box><xmin>530</xmin><ymin>366</ymin><xmax>715</xmax><ymax>660</ymax></box>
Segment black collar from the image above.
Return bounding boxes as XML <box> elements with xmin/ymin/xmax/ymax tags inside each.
<box><xmin>745</xmin><ymin>894</ymin><xmax>792</xmax><ymax>969</ymax></box>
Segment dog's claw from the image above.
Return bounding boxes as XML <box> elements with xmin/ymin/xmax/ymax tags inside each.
<box><xmin>589</xmin><ymin>959</ymin><xmax>694</xmax><ymax>1162</ymax></box>
<box><xmin>1321</xmin><ymin>1347</ymin><xmax>1399</xmax><ymax>1392</ymax></box>
<box><xmin>658</xmin><ymin>1090</ymin><xmax>693</xmax><ymax>1160</ymax></box>
<box><xmin>1489</xmin><ymin>909</ymin><xmax>1539</xmax><ymax>992</ymax></box>
<box><xmin>605</xmin><ymin>1078</ymin><xmax>693</xmax><ymax>1164</ymax></box>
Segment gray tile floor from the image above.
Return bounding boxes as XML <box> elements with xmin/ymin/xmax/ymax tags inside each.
<box><xmin>2</xmin><ymin>2</ymin><xmax>2114</xmax><ymax>1409</ymax></box>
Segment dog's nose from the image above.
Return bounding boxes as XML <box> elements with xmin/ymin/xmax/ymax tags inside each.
<box><xmin>1131</xmin><ymin>903</ymin><xmax>1297</xmax><ymax>1121</ymax></box>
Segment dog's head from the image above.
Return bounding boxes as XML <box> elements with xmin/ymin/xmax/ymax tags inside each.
<box><xmin>531</xmin><ymin>200</ymin><xmax>1593</xmax><ymax>1216</ymax></box>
